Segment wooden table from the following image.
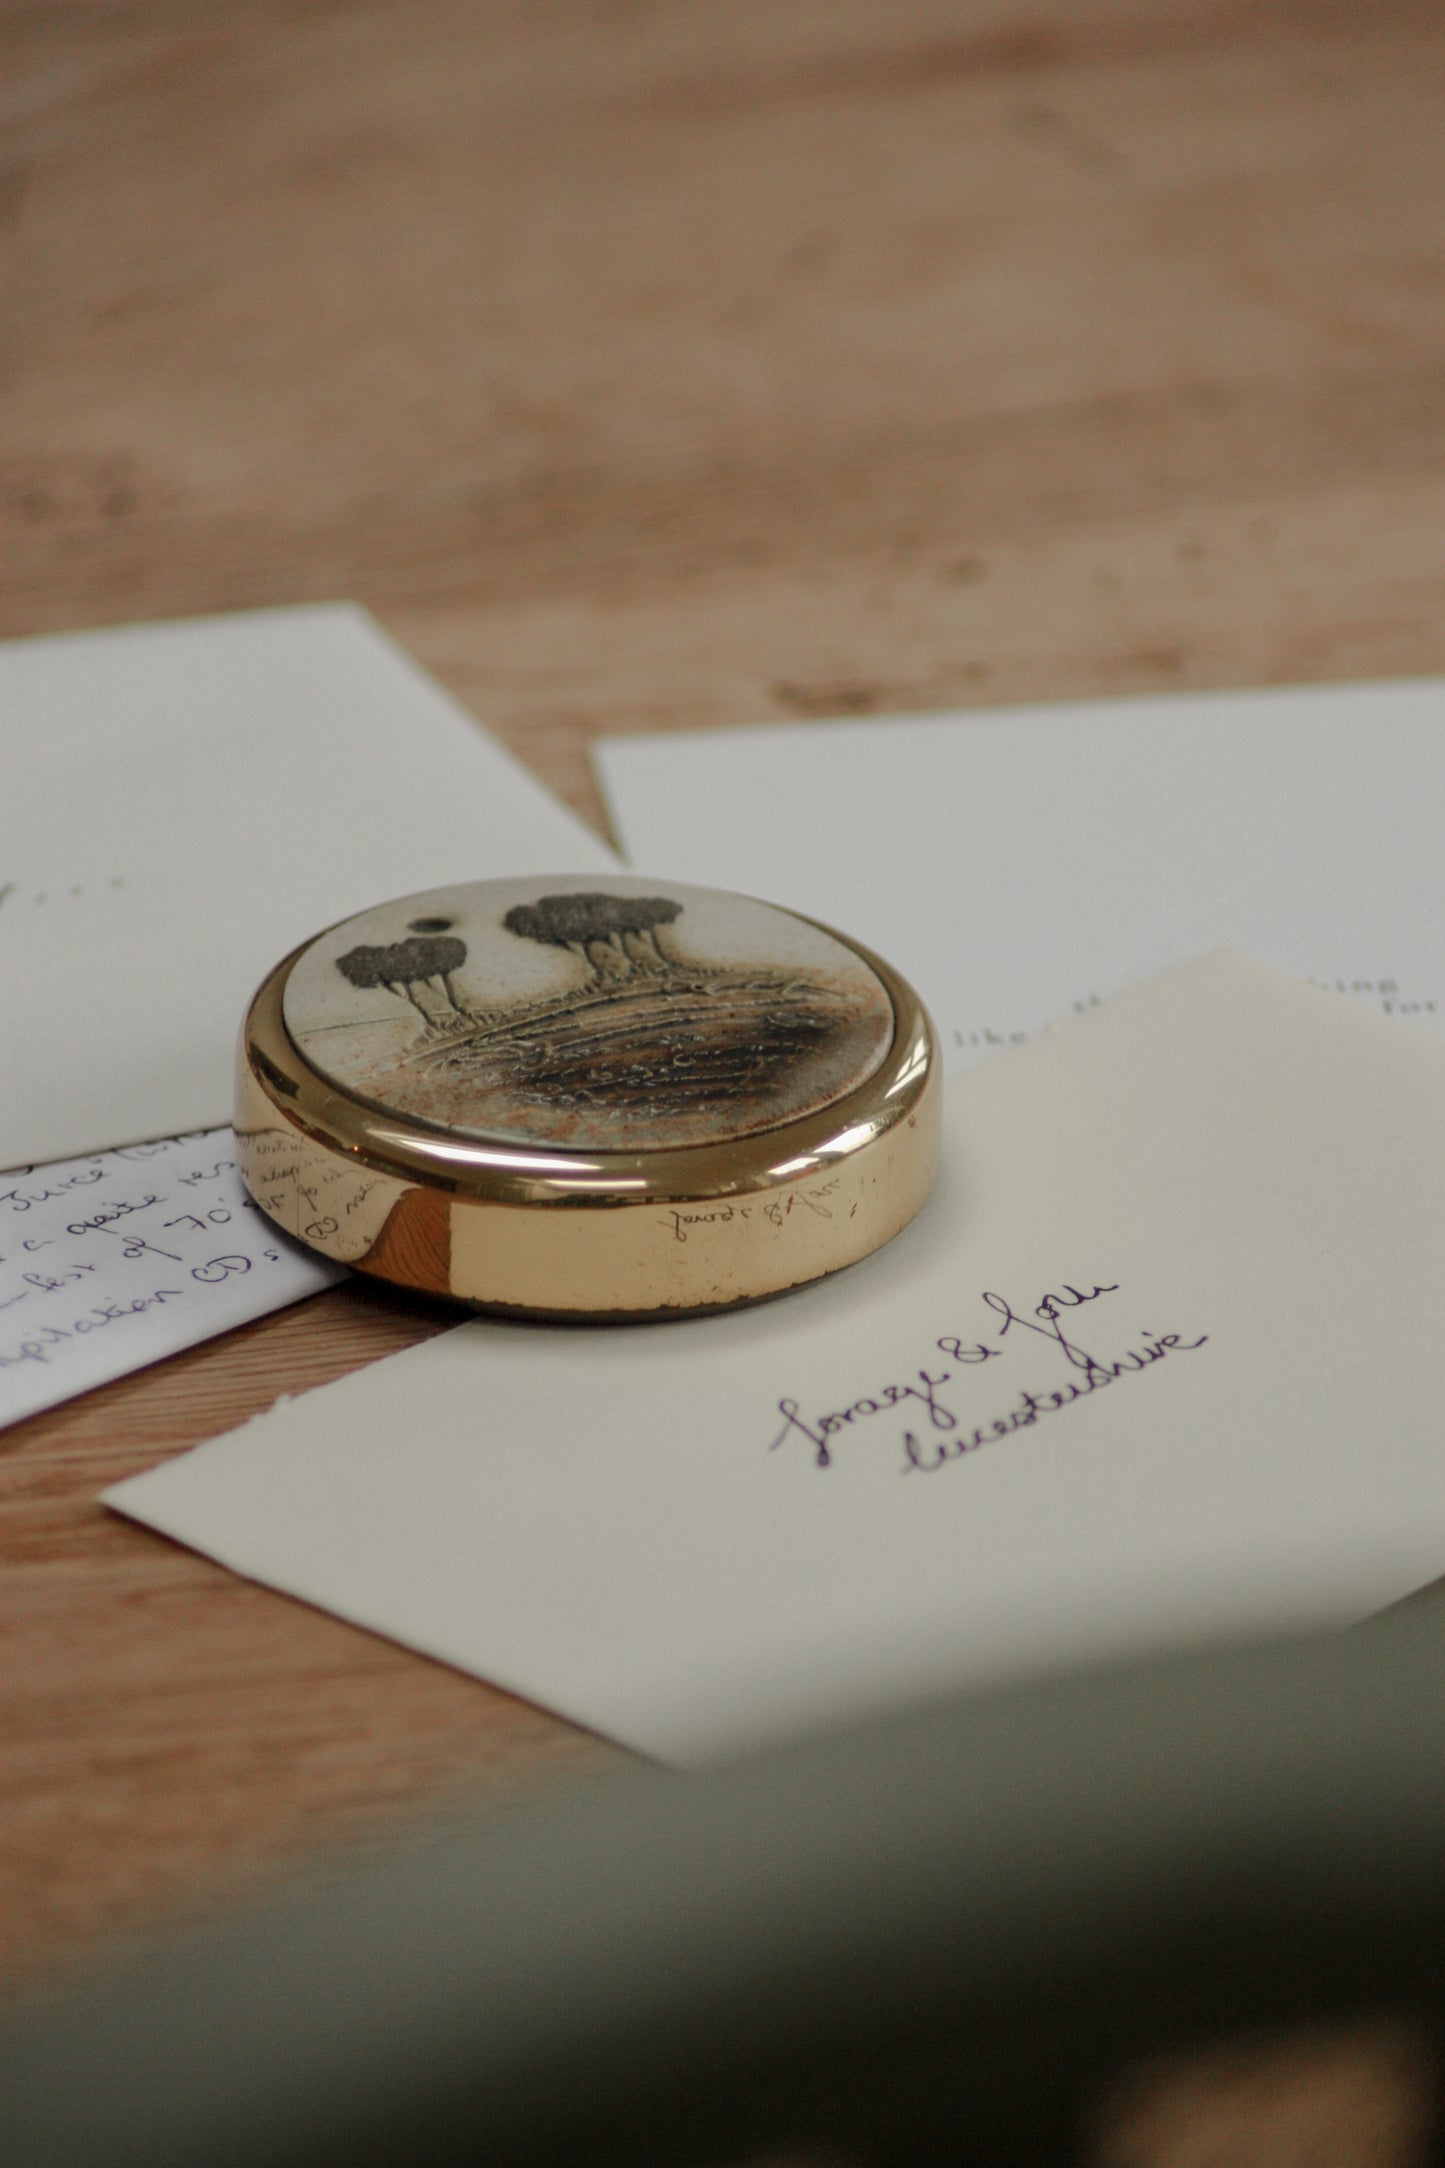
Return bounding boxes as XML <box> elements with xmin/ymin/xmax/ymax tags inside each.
<box><xmin>4</xmin><ymin>1</ymin><xmax>1443</xmax><ymax>2155</ymax></box>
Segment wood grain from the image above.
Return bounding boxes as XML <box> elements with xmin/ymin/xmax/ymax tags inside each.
<box><xmin>2</xmin><ymin>0</ymin><xmax>1442</xmax><ymax>2153</ymax></box>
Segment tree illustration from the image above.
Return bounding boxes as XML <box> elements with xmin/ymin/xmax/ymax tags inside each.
<box><xmin>502</xmin><ymin>893</ymin><xmax>682</xmax><ymax>979</ymax></box>
<box><xmin>335</xmin><ymin>934</ymin><xmax>468</xmax><ymax>1019</ymax></box>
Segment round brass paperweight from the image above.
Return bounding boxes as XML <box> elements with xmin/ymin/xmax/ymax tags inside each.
<box><xmin>236</xmin><ymin>875</ymin><xmax>939</xmax><ymax>1319</ymax></box>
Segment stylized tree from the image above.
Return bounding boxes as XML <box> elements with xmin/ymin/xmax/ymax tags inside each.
<box><xmin>503</xmin><ymin>893</ymin><xmax>682</xmax><ymax>979</ymax></box>
<box><xmin>335</xmin><ymin>934</ymin><xmax>468</xmax><ymax>1019</ymax></box>
<box><xmin>615</xmin><ymin>895</ymin><xmax>684</xmax><ymax>969</ymax></box>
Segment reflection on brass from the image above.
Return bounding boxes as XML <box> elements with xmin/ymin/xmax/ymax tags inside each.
<box><xmin>237</xmin><ymin>877</ymin><xmax>940</xmax><ymax>1319</ymax></box>
<box><xmin>363</xmin><ymin>1188</ymin><xmax>452</xmax><ymax>1294</ymax></box>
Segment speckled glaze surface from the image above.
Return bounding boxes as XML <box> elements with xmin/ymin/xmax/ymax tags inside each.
<box><xmin>283</xmin><ymin>876</ymin><xmax>896</xmax><ymax>1152</ymax></box>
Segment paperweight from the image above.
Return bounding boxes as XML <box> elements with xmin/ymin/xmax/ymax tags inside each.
<box><xmin>236</xmin><ymin>875</ymin><xmax>939</xmax><ymax>1318</ymax></box>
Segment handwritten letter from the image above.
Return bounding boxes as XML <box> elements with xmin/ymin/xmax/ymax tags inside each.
<box><xmin>596</xmin><ymin>677</ymin><xmax>1445</xmax><ymax>1074</ymax></box>
<box><xmin>0</xmin><ymin>1130</ymin><xmax>341</xmax><ymax>1430</ymax></box>
<box><xmin>2</xmin><ymin>604</ymin><xmax>616</xmax><ymax>1167</ymax></box>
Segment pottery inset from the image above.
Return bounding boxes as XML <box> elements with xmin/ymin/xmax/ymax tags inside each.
<box><xmin>283</xmin><ymin>876</ymin><xmax>896</xmax><ymax>1152</ymax></box>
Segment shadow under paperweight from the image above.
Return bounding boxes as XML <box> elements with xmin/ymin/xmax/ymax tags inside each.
<box><xmin>236</xmin><ymin>874</ymin><xmax>940</xmax><ymax>1319</ymax></box>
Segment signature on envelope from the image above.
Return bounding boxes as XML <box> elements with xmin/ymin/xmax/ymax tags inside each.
<box><xmin>768</xmin><ymin>1279</ymin><xmax>1209</xmax><ymax>1475</ymax></box>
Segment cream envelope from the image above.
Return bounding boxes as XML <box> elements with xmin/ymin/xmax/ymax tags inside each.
<box><xmin>106</xmin><ymin>954</ymin><xmax>1445</xmax><ymax>1763</ymax></box>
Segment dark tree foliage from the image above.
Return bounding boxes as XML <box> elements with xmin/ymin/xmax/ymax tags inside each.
<box><xmin>336</xmin><ymin>935</ymin><xmax>467</xmax><ymax>989</ymax></box>
<box><xmin>502</xmin><ymin>892</ymin><xmax>681</xmax><ymax>951</ymax></box>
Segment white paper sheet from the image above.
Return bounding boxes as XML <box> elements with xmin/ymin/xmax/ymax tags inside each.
<box><xmin>1</xmin><ymin>605</ymin><xmax>616</xmax><ymax>1169</ymax></box>
<box><xmin>106</xmin><ymin>956</ymin><xmax>1445</xmax><ymax>1763</ymax></box>
<box><xmin>1</xmin><ymin>1129</ymin><xmax>340</xmax><ymax>1430</ymax></box>
<box><xmin>594</xmin><ymin>678</ymin><xmax>1445</xmax><ymax>1073</ymax></box>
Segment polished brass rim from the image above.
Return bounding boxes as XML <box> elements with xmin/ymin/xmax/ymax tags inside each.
<box><xmin>236</xmin><ymin>913</ymin><xmax>940</xmax><ymax>1318</ymax></box>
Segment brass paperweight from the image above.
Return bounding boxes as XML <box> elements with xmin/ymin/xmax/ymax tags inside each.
<box><xmin>236</xmin><ymin>875</ymin><xmax>939</xmax><ymax>1319</ymax></box>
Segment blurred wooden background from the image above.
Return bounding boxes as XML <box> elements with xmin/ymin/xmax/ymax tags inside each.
<box><xmin>3</xmin><ymin>2</ymin><xmax>1444</xmax><ymax>2157</ymax></box>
